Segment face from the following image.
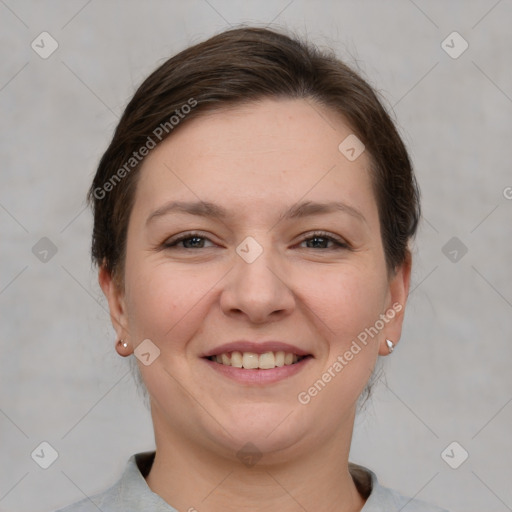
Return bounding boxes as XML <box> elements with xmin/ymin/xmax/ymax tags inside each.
<box><xmin>101</xmin><ymin>98</ymin><xmax>410</xmax><ymax>461</ymax></box>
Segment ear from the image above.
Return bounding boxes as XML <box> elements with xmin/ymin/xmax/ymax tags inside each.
<box><xmin>98</xmin><ymin>265</ymin><xmax>131</xmax><ymax>353</ymax></box>
<box><xmin>378</xmin><ymin>252</ymin><xmax>412</xmax><ymax>356</ymax></box>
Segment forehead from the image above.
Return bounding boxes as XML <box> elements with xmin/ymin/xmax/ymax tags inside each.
<box><xmin>132</xmin><ymin>98</ymin><xmax>377</xmax><ymax>225</ymax></box>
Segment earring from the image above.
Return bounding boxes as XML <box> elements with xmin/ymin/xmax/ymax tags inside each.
<box><xmin>118</xmin><ymin>339</ymin><xmax>128</xmax><ymax>349</ymax></box>
<box><xmin>385</xmin><ymin>339</ymin><xmax>394</xmax><ymax>353</ymax></box>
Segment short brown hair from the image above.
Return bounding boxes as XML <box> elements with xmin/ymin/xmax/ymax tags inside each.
<box><xmin>89</xmin><ymin>26</ymin><xmax>420</xmax><ymax>282</ymax></box>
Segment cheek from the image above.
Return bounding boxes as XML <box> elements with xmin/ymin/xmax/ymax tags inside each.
<box><xmin>123</xmin><ymin>257</ymin><xmax>218</xmax><ymax>346</ymax></box>
<box><xmin>295</xmin><ymin>262</ymin><xmax>388</xmax><ymax>343</ymax></box>
<box><xmin>293</xmin><ymin>267</ymin><xmax>385</xmax><ymax>415</ymax></box>
<box><xmin>293</xmin><ymin>262</ymin><xmax>387</xmax><ymax>406</ymax></box>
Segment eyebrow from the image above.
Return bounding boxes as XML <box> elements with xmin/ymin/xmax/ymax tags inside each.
<box><xmin>146</xmin><ymin>199</ymin><xmax>366</xmax><ymax>225</ymax></box>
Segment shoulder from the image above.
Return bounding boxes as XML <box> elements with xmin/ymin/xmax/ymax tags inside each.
<box><xmin>54</xmin><ymin>452</ymin><xmax>175</xmax><ymax>512</ymax></box>
<box><xmin>54</xmin><ymin>481</ymin><xmax>121</xmax><ymax>512</ymax></box>
<box><xmin>349</xmin><ymin>463</ymin><xmax>449</xmax><ymax>512</ymax></box>
<box><xmin>369</xmin><ymin>485</ymin><xmax>449</xmax><ymax>512</ymax></box>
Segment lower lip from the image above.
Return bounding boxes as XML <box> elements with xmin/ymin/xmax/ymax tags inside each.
<box><xmin>203</xmin><ymin>356</ymin><xmax>312</xmax><ymax>384</ymax></box>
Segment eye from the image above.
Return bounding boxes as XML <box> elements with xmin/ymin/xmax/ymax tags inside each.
<box><xmin>163</xmin><ymin>232</ymin><xmax>215</xmax><ymax>249</ymax></box>
<box><xmin>298</xmin><ymin>231</ymin><xmax>349</xmax><ymax>250</ymax></box>
<box><xmin>161</xmin><ymin>231</ymin><xmax>349</xmax><ymax>251</ymax></box>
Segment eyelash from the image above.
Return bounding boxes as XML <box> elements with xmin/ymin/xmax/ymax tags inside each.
<box><xmin>162</xmin><ymin>231</ymin><xmax>350</xmax><ymax>251</ymax></box>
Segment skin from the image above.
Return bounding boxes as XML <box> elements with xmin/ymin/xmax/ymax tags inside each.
<box><xmin>100</xmin><ymin>98</ymin><xmax>411</xmax><ymax>512</ymax></box>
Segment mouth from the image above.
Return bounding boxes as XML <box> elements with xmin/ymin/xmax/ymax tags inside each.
<box><xmin>201</xmin><ymin>341</ymin><xmax>313</xmax><ymax>384</ymax></box>
<box><xmin>203</xmin><ymin>353</ymin><xmax>312</xmax><ymax>385</ymax></box>
<box><xmin>205</xmin><ymin>351</ymin><xmax>311</xmax><ymax>370</ymax></box>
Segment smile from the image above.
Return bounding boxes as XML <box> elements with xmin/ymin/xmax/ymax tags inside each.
<box><xmin>203</xmin><ymin>351</ymin><xmax>313</xmax><ymax>385</ymax></box>
<box><xmin>206</xmin><ymin>351</ymin><xmax>309</xmax><ymax>369</ymax></box>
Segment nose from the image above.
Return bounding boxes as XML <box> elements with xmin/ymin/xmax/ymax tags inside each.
<box><xmin>219</xmin><ymin>241</ymin><xmax>296</xmax><ymax>324</ymax></box>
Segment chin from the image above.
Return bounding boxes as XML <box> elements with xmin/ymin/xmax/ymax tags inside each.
<box><xmin>205</xmin><ymin>402</ymin><xmax>309</xmax><ymax>458</ymax></box>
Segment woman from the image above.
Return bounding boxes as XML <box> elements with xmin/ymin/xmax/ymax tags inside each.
<box><xmin>58</xmin><ymin>26</ymin><xmax>448</xmax><ymax>512</ymax></box>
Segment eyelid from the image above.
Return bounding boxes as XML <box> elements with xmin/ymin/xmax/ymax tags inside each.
<box><xmin>297</xmin><ymin>230</ymin><xmax>350</xmax><ymax>249</ymax></box>
<box><xmin>161</xmin><ymin>230</ymin><xmax>350</xmax><ymax>250</ymax></box>
<box><xmin>162</xmin><ymin>231</ymin><xmax>218</xmax><ymax>248</ymax></box>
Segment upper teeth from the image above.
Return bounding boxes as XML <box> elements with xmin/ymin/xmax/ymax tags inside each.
<box><xmin>210</xmin><ymin>351</ymin><xmax>302</xmax><ymax>369</ymax></box>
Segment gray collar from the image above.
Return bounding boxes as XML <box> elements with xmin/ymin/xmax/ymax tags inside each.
<box><xmin>60</xmin><ymin>451</ymin><xmax>447</xmax><ymax>511</ymax></box>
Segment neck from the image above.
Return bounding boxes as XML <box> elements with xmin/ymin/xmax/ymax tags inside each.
<box><xmin>145</xmin><ymin>406</ymin><xmax>366</xmax><ymax>512</ymax></box>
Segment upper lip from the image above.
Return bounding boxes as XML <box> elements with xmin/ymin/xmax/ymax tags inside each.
<box><xmin>201</xmin><ymin>341</ymin><xmax>311</xmax><ymax>358</ymax></box>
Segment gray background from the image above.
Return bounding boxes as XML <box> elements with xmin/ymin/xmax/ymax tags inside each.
<box><xmin>1</xmin><ymin>1</ymin><xmax>511</xmax><ymax>511</ymax></box>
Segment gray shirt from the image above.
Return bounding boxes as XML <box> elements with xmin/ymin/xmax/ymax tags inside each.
<box><xmin>56</xmin><ymin>452</ymin><xmax>448</xmax><ymax>512</ymax></box>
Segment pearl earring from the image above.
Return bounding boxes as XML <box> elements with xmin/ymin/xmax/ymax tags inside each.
<box><xmin>385</xmin><ymin>339</ymin><xmax>394</xmax><ymax>353</ymax></box>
